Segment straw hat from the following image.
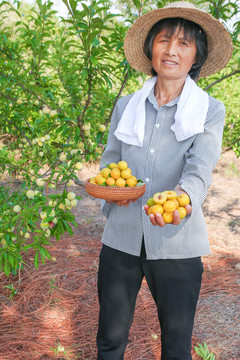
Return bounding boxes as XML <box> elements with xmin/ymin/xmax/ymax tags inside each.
<box><xmin>124</xmin><ymin>1</ymin><xmax>233</xmax><ymax>78</ymax></box>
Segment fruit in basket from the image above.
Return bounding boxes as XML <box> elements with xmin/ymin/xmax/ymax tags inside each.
<box><xmin>106</xmin><ymin>177</ymin><xmax>115</xmax><ymax>186</ymax></box>
<box><xmin>146</xmin><ymin>190</ymin><xmax>190</xmax><ymax>224</ymax></box>
<box><xmin>98</xmin><ymin>176</ymin><xmax>107</xmax><ymax>185</ymax></box>
<box><xmin>121</xmin><ymin>168</ymin><xmax>132</xmax><ymax>179</ymax></box>
<box><xmin>116</xmin><ymin>178</ymin><xmax>126</xmax><ymax>187</ymax></box>
<box><xmin>109</xmin><ymin>162</ymin><xmax>118</xmax><ymax>169</ymax></box>
<box><xmin>111</xmin><ymin>168</ymin><xmax>121</xmax><ymax>180</ymax></box>
<box><xmin>101</xmin><ymin>167</ymin><xmax>111</xmax><ymax>178</ymax></box>
<box><xmin>126</xmin><ymin>176</ymin><xmax>137</xmax><ymax>187</ymax></box>
<box><xmin>118</xmin><ymin>161</ymin><xmax>128</xmax><ymax>171</ymax></box>
<box><xmin>90</xmin><ymin>161</ymin><xmax>143</xmax><ymax>188</ymax></box>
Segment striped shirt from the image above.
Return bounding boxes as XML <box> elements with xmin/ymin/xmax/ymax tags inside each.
<box><xmin>100</xmin><ymin>87</ymin><xmax>225</xmax><ymax>259</ymax></box>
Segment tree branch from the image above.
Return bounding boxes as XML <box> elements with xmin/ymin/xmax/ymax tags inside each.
<box><xmin>204</xmin><ymin>70</ymin><xmax>240</xmax><ymax>91</ymax></box>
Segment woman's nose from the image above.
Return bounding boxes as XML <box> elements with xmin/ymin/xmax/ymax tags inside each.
<box><xmin>165</xmin><ymin>40</ymin><xmax>177</xmax><ymax>56</ymax></box>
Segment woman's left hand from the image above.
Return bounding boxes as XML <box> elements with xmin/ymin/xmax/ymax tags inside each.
<box><xmin>144</xmin><ymin>184</ymin><xmax>192</xmax><ymax>227</ymax></box>
<box><xmin>144</xmin><ymin>204</ymin><xmax>192</xmax><ymax>227</ymax></box>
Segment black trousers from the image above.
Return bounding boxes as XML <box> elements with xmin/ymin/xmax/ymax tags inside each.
<box><xmin>97</xmin><ymin>244</ymin><xmax>203</xmax><ymax>360</ymax></box>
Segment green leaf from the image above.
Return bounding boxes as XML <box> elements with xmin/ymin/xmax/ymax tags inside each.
<box><xmin>34</xmin><ymin>251</ymin><xmax>39</xmax><ymax>269</ymax></box>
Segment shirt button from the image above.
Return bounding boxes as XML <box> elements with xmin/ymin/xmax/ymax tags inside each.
<box><xmin>145</xmin><ymin>178</ymin><xmax>150</xmax><ymax>183</ymax></box>
<box><xmin>155</xmin><ymin>123</ymin><xmax>160</xmax><ymax>128</ymax></box>
<box><xmin>150</xmin><ymin>149</ymin><xmax>154</xmax><ymax>154</ymax></box>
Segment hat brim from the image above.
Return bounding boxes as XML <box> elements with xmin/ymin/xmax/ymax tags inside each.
<box><xmin>124</xmin><ymin>7</ymin><xmax>233</xmax><ymax>78</ymax></box>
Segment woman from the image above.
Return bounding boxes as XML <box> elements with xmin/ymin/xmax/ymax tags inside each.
<box><xmin>96</xmin><ymin>2</ymin><xmax>232</xmax><ymax>359</ymax></box>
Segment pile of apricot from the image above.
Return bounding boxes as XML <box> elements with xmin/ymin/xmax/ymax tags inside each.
<box><xmin>147</xmin><ymin>190</ymin><xmax>190</xmax><ymax>223</ymax></box>
<box><xmin>90</xmin><ymin>161</ymin><xmax>141</xmax><ymax>188</ymax></box>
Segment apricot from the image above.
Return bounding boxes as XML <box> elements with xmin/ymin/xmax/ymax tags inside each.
<box><xmin>162</xmin><ymin>212</ymin><xmax>173</xmax><ymax>223</ymax></box>
<box><xmin>98</xmin><ymin>176</ymin><xmax>107</xmax><ymax>185</ymax></box>
<box><xmin>150</xmin><ymin>204</ymin><xmax>164</xmax><ymax>215</ymax></box>
<box><xmin>177</xmin><ymin>194</ymin><xmax>190</xmax><ymax>206</ymax></box>
<box><xmin>118</xmin><ymin>161</ymin><xmax>128</xmax><ymax>171</ymax></box>
<box><xmin>121</xmin><ymin>168</ymin><xmax>132</xmax><ymax>179</ymax></box>
<box><xmin>166</xmin><ymin>190</ymin><xmax>177</xmax><ymax>200</ymax></box>
<box><xmin>147</xmin><ymin>197</ymin><xmax>155</xmax><ymax>207</ymax></box>
<box><xmin>163</xmin><ymin>200</ymin><xmax>177</xmax><ymax>213</ymax></box>
<box><xmin>109</xmin><ymin>162</ymin><xmax>118</xmax><ymax>169</ymax></box>
<box><xmin>173</xmin><ymin>198</ymin><xmax>179</xmax><ymax>209</ymax></box>
<box><xmin>95</xmin><ymin>173</ymin><xmax>102</xmax><ymax>184</ymax></box>
<box><xmin>178</xmin><ymin>206</ymin><xmax>187</xmax><ymax>219</ymax></box>
<box><xmin>116</xmin><ymin>177</ymin><xmax>126</xmax><ymax>187</ymax></box>
<box><xmin>126</xmin><ymin>176</ymin><xmax>137</xmax><ymax>187</ymax></box>
<box><xmin>101</xmin><ymin>167</ymin><xmax>111</xmax><ymax>178</ymax></box>
<box><xmin>153</xmin><ymin>192</ymin><xmax>167</xmax><ymax>205</ymax></box>
<box><xmin>111</xmin><ymin>168</ymin><xmax>121</xmax><ymax>179</ymax></box>
<box><xmin>106</xmin><ymin>177</ymin><xmax>116</xmax><ymax>186</ymax></box>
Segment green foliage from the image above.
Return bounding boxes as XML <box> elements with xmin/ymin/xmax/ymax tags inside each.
<box><xmin>3</xmin><ymin>283</ymin><xmax>18</xmax><ymax>299</ymax></box>
<box><xmin>0</xmin><ymin>0</ymin><xmax>133</xmax><ymax>277</ymax></box>
<box><xmin>194</xmin><ymin>342</ymin><xmax>216</xmax><ymax>360</ymax></box>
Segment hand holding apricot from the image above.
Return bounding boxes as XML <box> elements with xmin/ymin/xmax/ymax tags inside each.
<box><xmin>145</xmin><ymin>189</ymin><xmax>192</xmax><ymax>227</ymax></box>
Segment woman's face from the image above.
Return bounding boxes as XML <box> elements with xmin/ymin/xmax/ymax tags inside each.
<box><xmin>151</xmin><ymin>26</ymin><xmax>197</xmax><ymax>81</ymax></box>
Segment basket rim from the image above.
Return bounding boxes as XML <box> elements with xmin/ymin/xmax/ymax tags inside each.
<box><xmin>85</xmin><ymin>178</ymin><xmax>146</xmax><ymax>190</ymax></box>
<box><xmin>85</xmin><ymin>178</ymin><xmax>146</xmax><ymax>200</ymax></box>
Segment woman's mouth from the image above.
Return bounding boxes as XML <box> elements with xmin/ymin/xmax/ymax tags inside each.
<box><xmin>163</xmin><ymin>60</ymin><xmax>178</xmax><ymax>65</ymax></box>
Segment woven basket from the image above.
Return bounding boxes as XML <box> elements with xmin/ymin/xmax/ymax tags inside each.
<box><xmin>85</xmin><ymin>179</ymin><xmax>146</xmax><ymax>201</ymax></box>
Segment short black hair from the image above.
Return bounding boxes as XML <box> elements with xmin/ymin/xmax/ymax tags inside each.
<box><xmin>143</xmin><ymin>17</ymin><xmax>208</xmax><ymax>80</ymax></box>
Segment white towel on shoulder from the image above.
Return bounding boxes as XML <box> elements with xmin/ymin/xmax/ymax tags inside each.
<box><xmin>114</xmin><ymin>75</ymin><xmax>209</xmax><ymax>146</ymax></box>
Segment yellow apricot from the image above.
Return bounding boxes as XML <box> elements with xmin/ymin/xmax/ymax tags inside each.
<box><xmin>95</xmin><ymin>173</ymin><xmax>102</xmax><ymax>184</ymax></box>
<box><xmin>166</xmin><ymin>190</ymin><xmax>177</xmax><ymax>200</ymax></box>
<box><xmin>126</xmin><ymin>176</ymin><xmax>137</xmax><ymax>187</ymax></box>
<box><xmin>109</xmin><ymin>162</ymin><xmax>118</xmax><ymax>169</ymax></box>
<box><xmin>173</xmin><ymin>198</ymin><xmax>179</xmax><ymax>209</ymax></box>
<box><xmin>163</xmin><ymin>200</ymin><xmax>177</xmax><ymax>213</ymax></box>
<box><xmin>150</xmin><ymin>204</ymin><xmax>164</xmax><ymax>215</ymax></box>
<box><xmin>111</xmin><ymin>168</ymin><xmax>121</xmax><ymax>179</ymax></box>
<box><xmin>97</xmin><ymin>176</ymin><xmax>107</xmax><ymax>185</ymax></box>
<box><xmin>118</xmin><ymin>161</ymin><xmax>128</xmax><ymax>171</ymax></box>
<box><xmin>121</xmin><ymin>168</ymin><xmax>132</xmax><ymax>179</ymax></box>
<box><xmin>101</xmin><ymin>167</ymin><xmax>111</xmax><ymax>178</ymax></box>
<box><xmin>153</xmin><ymin>192</ymin><xmax>167</xmax><ymax>205</ymax></box>
<box><xmin>106</xmin><ymin>177</ymin><xmax>116</xmax><ymax>186</ymax></box>
<box><xmin>162</xmin><ymin>212</ymin><xmax>173</xmax><ymax>223</ymax></box>
<box><xmin>177</xmin><ymin>194</ymin><xmax>190</xmax><ymax>206</ymax></box>
<box><xmin>116</xmin><ymin>178</ymin><xmax>126</xmax><ymax>187</ymax></box>
<box><xmin>178</xmin><ymin>206</ymin><xmax>187</xmax><ymax>219</ymax></box>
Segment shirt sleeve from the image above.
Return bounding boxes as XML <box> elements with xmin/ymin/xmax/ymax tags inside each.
<box><xmin>100</xmin><ymin>101</ymin><xmax>122</xmax><ymax>218</ymax></box>
<box><xmin>178</xmin><ymin>97</ymin><xmax>225</xmax><ymax>214</ymax></box>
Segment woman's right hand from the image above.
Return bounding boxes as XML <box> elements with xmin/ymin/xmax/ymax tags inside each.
<box><xmin>106</xmin><ymin>199</ymin><xmax>136</xmax><ymax>207</ymax></box>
